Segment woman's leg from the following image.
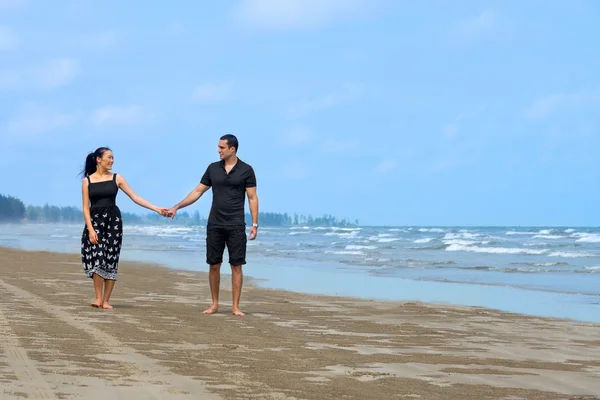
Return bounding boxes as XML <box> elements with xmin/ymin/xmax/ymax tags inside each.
<box><xmin>102</xmin><ymin>280</ymin><xmax>115</xmax><ymax>309</ymax></box>
<box><xmin>91</xmin><ymin>273</ymin><xmax>103</xmax><ymax>307</ymax></box>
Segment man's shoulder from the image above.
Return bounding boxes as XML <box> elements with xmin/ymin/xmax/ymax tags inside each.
<box><xmin>206</xmin><ymin>161</ymin><xmax>221</xmax><ymax>169</ymax></box>
<box><xmin>237</xmin><ymin>158</ymin><xmax>254</xmax><ymax>170</ymax></box>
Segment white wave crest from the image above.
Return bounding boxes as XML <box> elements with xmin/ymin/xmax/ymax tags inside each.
<box><xmin>124</xmin><ymin>226</ymin><xmax>196</xmax><ymax>236</ymax></box>
<box><xmin>444</xmin><ymin>233</ymin><xmax>481</xmax><ymax>240</ymax></box>
<box><xmin>532</xmin><ymin>234</ymin><xmax>563</xmax><ymax>240</ymax></box>
<box><xmin>443</xmin><ymin>239</ymin><xmax>479</xmax><ymax>246</ymax></box>
<box><xmin>574</xmin><ymin>233</ymin><xmax>600</xmax><ymax>243</ymax></box>
<box><xmin>325</xmin><ymin>231</ymin><xmax>359</xmax><ymax>238</ymax></box>
<box><xmin>378</xmin><ymin>238</ymin><xmax>400</xmax><ymax>243</ymax></box>
<box><xmin>414</xmin><ymin>238</ymin><xmax>433</xmax><ymax>243</ymax></box>
<box><xmin>549</xmin><ymin>251</ymin><xmax>595</xmax><ymax>258</ymax></box>
<box><xmin>325</xmin><ymin>250</ymin><xmax>364</xmax><ymax>255</ymax></box>
<box><xmin>345</xmin><ymin>245</ymin><xmax>377</xmax><ymax>250</ymax></box>
<box><xmin>445</xmin><ymin>244</ymin><xmax>546</xmax><ymax>255</ymax></box>
<box><xmin>538</xmin><ymin>229</ymin><xmax>561</xmax><ymax>235</ymax></box>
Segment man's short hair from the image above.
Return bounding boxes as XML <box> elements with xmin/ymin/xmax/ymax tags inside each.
<box><xmin>220</xmin><ymin>134</ymin><xmax>238</xmax><ymax>152</ymax></box>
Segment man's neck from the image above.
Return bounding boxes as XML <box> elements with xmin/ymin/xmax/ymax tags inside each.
<box><xmin>224</xmin><ymin>156</ymin><xmax>238</xmax><ymax>167</ymax></box>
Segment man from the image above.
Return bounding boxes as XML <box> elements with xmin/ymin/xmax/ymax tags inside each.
<box><xmin>167</xmin><ymin>134</ymin><xmax>258</xmax><ymax>316</ymax></box>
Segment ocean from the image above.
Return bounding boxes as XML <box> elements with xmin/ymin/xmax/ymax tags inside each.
<box><xmin>1</xmin><ymin>223</ymin><xmax>599</xmax><ymax>323</ymax></box>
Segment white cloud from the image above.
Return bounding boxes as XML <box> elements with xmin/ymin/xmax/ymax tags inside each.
<box><xmin>443</xmin><ymin>104</ymin><xmax>486</xmax><ymax>138</ymax></box>
<box><xmin>450</xmin><ymin>10</ymin><xmax>496</xmax><ymax>44</ymax></box>
<box><xmin>282</xmin><ymin>127</ymin><xmax>312</xmax><ymax>147</ymax></box>
<box><xmin>91</xmin><ymin>105</ymin><xmax>148</xmax><ymax>126</ymax></box>
<box><xmin>443</xmin><ymin>124</ymin><xmax>459</xmax><ymax>139</ymax></box>
<box><xmin>428</xmin><ymin>157</ymin><xmax>466</xmax><ymax>173</ymax></box>
<box><xmin>0</xmin><ymin>26</ymin><xmax>17</xmax><ymax>50</ymax></box>
<box><xmin>82</xmin><ymin>31</ymin><xmax>117</xmax><ymax>48</ymax></box>
<box><xmin>5</xmin><ymin>108</ymin><xmax>75</xmax><ymax>137</ymax></box>
<box><xmin>0</xmin><ymin>59</ymin><xmax>79</xmax><ymax>91</ymax></box>
<box><xmin>524</xmin><ymin>89</ymin><xmax>600</xmax><ymax>119</ymax></box>
<box><xmin>192</xmin><ymin>82</ymin><xmax>233</xmax><ymax>104</ymax></box>
<box><xmin>374</xmin><ymin>159</ymin><xmax>397</xmax><ymax>173</ymax></box>
<box><xmin>234</xmin><ymin>0</ymin><xmax>370</xmax><ymax>31</ymax></box>
<box><xmin>319</xmin><ymin>136</ymin><xmax>361</xmax><ymax>153</ymax></box>
<box><xmin>288</xmin><ymin>82</ymin><xmax>364</xmax><ymax>118</ymax></box>
<box><xmin>32</xmin><ymin>58</ymin><xmax>79</xmax><ymax>88</ymax></box>
<box><xmin>0</xmin><ymin>70</ymin><xmax>18</xmax><ymax>89</ymax></box>
<box><xmin>0</xmin><ymin>0</ymin><xmax>28</xmax><ymax>10</ymax></box>
<box><xmin>165</xmin><ymin>21</ymin><xmax>185</xmax><ymax>36</ymax></box>
<box><xmin>464</xmin><ymin>10</ymin><xmax>495</xmax><ymax>33</ymax></box>
<box><xmin>281</xmin><ymin>161</ymin><xmax>311</xmax><ymax>179</ymax></box>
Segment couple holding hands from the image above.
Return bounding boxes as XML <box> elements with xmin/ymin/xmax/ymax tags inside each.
<box><xmin>80</xmin><ymin>134</ymin><xmax>258</xmax><ymax>316</ymax></box>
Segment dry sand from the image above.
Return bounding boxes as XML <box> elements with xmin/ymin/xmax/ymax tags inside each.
<box><xmin>0</xmin><ymin>246</ymin><xmax>599</xmax><ymax>399</ymax></box>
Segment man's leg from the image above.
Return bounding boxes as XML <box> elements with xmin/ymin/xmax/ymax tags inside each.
<box><xmin>204</xmin><ymin>225</ymin><xmax>225</xmax><ymax>314</ymax></box>
<box><xmin>227</xmin><ymin>225</ymin><xmax>247</xmax><ymax>316</ymax></box>
<box><xmin>230</xmin><ymin>264</ymin><xmax>244</xmax><ymax>316</ymax></box>
<box><xmin>203</xmin><ymin>263</ymin><xmax>221</xmax><ymax>314</ymax></box>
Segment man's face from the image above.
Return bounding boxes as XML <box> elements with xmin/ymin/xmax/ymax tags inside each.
<box><xmin>218</xmin><ymin>139</ymin><xmax>235</xmax><ymax>159</ymax></box>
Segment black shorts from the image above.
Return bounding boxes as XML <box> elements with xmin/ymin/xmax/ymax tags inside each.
<box><xmin>206</xmin><ymin>224</ymin><xmax>247</xmax><ymax>266</ymax></box>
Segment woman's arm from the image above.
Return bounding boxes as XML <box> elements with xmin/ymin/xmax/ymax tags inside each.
<box><xmin>116</xmin><ymin>174</ymin><xmax>161</xmax><ymax>213</ymax></box>
<box><xmin>81</xmin><ymin>179</ymin><xmax>94</xmax><ymax>231</ymax></box>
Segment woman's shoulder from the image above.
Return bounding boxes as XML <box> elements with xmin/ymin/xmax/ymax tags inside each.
<box><xmin>82</xmin><ymin>173</ymin><xmax>94</xmax><ymax>183</ymax></box>
<box><xmin>113</xmin><ymin>172</ymin><xmax>124</xmax><ymax>184</ymax></box>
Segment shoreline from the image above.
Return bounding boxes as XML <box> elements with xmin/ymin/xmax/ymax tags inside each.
<box><xmin>1</xmin><ymin>237</ymin><xmax>600</xmax><ymax>324</ymax></box>
<box><xmin>1</xmin><ymin>246</ymin><xmax>600</xmax><ymax>399</ymax></box>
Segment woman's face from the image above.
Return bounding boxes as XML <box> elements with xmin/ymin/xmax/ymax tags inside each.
<box><xmin>97</xmin><ymin>150</ymin><xmax>114</xmax><ymax>171</ymax></box>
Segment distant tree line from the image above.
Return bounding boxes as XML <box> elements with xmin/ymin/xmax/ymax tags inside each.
<box><xmin>0</xmin><ymin>193</ymin><xmax>358</xmax><ymax>227</ymax></box>
<box><xmin>0</xmin><ymin>194</ymin><xmax>26</xmax><ymax>222</ymax></box>
<box><xmin>254</xmin><ymin>212</ymin><xmax>358</xmax><ymax>227</ymax></box>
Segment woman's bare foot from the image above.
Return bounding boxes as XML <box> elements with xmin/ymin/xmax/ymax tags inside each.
<box><xmin>102</xmin><ymin>303</ymin><xmax>113</xmax><ymax>309</ymax></box>
<box><xmin>202</xmin><ymin>305</ymin><xmax>218</xmax><ymax>314</ymax></box>
<box><xmin>91</xmin><ymin>300</ymin><xmax>102</xmax><ymax>308</ymax></box>
<box><xmin>232</xmin><ymin>309</ymin><xmax>245</xmax><ymax>316</ymax></box>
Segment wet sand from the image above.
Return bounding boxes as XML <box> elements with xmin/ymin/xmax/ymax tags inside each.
<box><xmin>0</xmin><ymin>246</ymin><xmax>599</xmax><ymax>399</ymax></box>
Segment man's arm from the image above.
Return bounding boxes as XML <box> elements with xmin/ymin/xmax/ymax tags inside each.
<box><xmin>246</xmin><ymin>186</ymin><xmax>259</xmax><ymax>240</ymax></box>
<box><xmin>246</xmin><ymin>187</ymin><xmax>259</xmax><ymax>225</ymax></box>
<box><xmin>168</xmin><ymin>183</ymin><xmax>210</xmax><ymax>219</ymax></box>
<box><xmin>167</xmin><ymin>165</ymin><xmax>212</xmax><ymax>219</ymax></box>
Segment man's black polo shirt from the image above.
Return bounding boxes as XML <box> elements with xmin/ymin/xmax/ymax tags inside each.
<box><xmin>200</xmin><ymin>158</ymin><xmax>256</xmax><ymax>226</ymax></box>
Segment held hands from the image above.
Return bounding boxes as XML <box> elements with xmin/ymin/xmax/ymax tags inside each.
<box><xmin>155</xmin><ymin>206</ymin><xmax>177</xmax><ymax>220</ymax></box>
<box><xmin>154</xmin><ymin>207</ymin><xmax>177</xmax><ymax>219</ymax></box>
<box><xmin>165</xmin><ymin>207</ymin><xmax>177</xmax><ymax>220</ymax></box>
<box><xmin>156</xmin><ymin>207</ymin><xmax>170</xmax><ymax>217</ymax></box>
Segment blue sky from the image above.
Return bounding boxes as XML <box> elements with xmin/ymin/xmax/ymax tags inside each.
<box><xmin>1</xmin><ymin>0</ymin><xmax>598</xmax><ymax>226</ymax></box>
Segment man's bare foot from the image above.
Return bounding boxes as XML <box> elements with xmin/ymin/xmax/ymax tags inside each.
<box><xmin>90</xmin><ymin>301</ymin><xmax>101</xmax><ymax>308</ymax></box>
<box><xmin>102</xmin><ymin>303</ymin><xmax>113</xmax><ymax>309</ymax></box>
<box><xmin>202</xmin><ymin>305</ymin><xmax>218</xmax><ymax>314</ymax></box>
<box><xmin>232</xmin><ymin>309</ymin><xmax>245</xmax><ymax>316</ymax></box>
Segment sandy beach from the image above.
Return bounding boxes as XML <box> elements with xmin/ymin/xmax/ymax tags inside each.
<box><xmin>0</xmin><ymin>247</ymin><xmax>599</xmax><ymax>399</ymax></box>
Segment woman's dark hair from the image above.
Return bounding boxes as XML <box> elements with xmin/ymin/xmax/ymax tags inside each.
<box><xmin>80</xmin><ymin>147</ymin><xmax>111</xmax><ymax>177</ymax></box>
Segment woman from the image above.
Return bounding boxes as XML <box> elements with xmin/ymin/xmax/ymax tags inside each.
<box><xmin>81</xmin><ymin>147</ymin><xmax>166</xmax><ymax>309</ymax></box>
